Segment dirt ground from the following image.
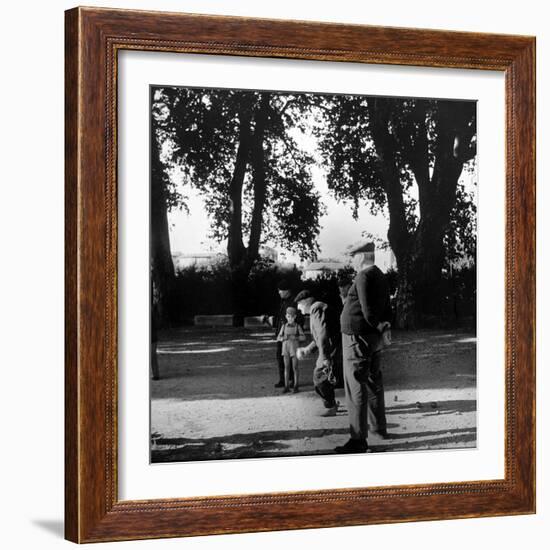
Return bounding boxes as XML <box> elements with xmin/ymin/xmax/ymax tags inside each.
<box><xmin>150</xmin><ymin>326</ymin><xmax>476</xmax><ymax>462</ymax></box>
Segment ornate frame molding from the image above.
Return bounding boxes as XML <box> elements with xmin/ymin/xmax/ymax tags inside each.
<box><xmin>65</xmin><ymin>7</ymin><xmax>535</xmax><ymax>543</ymax></box>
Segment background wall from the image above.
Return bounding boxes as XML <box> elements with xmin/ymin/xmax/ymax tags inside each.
<box><xmin>0</xmin><ymin>1</ymin><xmax>546</xmax><ymax>548</ymax></box>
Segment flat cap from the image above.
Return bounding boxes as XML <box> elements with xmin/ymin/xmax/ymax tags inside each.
<box><xmin>346</xmin><ymin>240</ymin><xmax>375</xmax><ymax>256</ymax></box>
<box><xmin>295</xmin><ymin>289</ymin><xmax>314</xmax><ymax>303</ymax></box>
<box><xmin>277</xmin><ymin>279</ymin><xmax>291</xmax><ymax>291</ymax></box>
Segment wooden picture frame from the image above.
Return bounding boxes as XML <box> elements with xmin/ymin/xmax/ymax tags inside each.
<box><xmin>65</xmin><ymin>6</ymin><xmax>536</xmax><ymax>543</ymax></box>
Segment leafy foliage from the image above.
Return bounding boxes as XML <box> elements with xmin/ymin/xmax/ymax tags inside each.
<box><xmin>172</xmin><ymin>258</ymin><xmax>302</xmax><ymax>321</ymax></box>
<box><xmin>152</xmin><ymin>87</ymin><xmax>324</xmax><ymax>263</ymax></box>
<box><xmin>317</xmin><ymin>95</ymin><xmax>477</xmax><ymax>264</ymax></box>
<box><xmin>313</xmin><ymin>96</ymin><xmax>387</xmax><ymax>218</ymax></box>
<box><xmin>444</xmin><ymin>179</ymin><xmax>477</xmax><ymax>266</ymax></box>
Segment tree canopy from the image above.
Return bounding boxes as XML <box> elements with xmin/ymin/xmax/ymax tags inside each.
<box><xmin>318</xmin><ymin>95</ymin><xmax>477</xmax><ymax>325</ymax></box>
<box><xmin>152</xmin><ymin>87</ymin><xmax>325</xmax><ymax>269</ymax></box>
<box><xmin>152</xmin><ymin>86</ymin><xmax>477</xmax><ymax>327</ymax></box>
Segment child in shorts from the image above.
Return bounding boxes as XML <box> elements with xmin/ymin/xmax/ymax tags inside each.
<box><xmin>277</xmin><ymin>306</ymin><xmax>306</xmax><ymax>393</ymax></box>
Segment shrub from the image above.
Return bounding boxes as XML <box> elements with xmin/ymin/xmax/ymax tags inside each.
<box><xmin>170</xmin><ymin>259</ymin><xmax>305</xmax><ymax>323</ymax></box>
<box><xmin>166</xmin><ymin>258</ymin><xmax>475</xmax><ymax>329</ymax></box>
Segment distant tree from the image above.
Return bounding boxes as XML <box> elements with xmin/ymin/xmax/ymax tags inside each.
<box><xmin>319</xmin><ymin>96</ymin><xmax>476</xmax><ymax>327</ymax></box>
<box><xmin>152</xmin><ymin>87</ymin><xmax>324</xmax><ymax>320</ymax></box>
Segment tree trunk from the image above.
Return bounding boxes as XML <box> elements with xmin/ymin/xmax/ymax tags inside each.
<box><xmin>150</xmin><ymin>129</ymin><xmax>176</xmax><ymax>327</ymax></box>
<box><xmin>408</xmin><ymin>101</ymin><xmax>473</xmax><ymax>321</ymax></box>
<box><xmin>247</xmin><ymin>94</ymin><xmax>270</xmax><ymax>268</ymax></box>
<box><xmin>367</xmin><ymin>99</ymin><xmax>474</xmax><ymax>328</ymax></box>
<box><xmin>367</xmin><ymin>99</ymin><xmax>416</xmax><ymax>328</ymax></box>
<box><xmin>226</xmin><ymin>94</ymin><xmax>272</xmax><ymax>325</ymax></box>
<box><xmin>392</xmin><ymin>258</ymin><xmax>416</xmax><ymax>329</ymax></box>
<box><xmin>368</xmin><ymin>99</ymin><xmax>410</xmax><ymax>265</ymax></box>
<box><xmin>225</xmin><ymin>95</ymin><xmax>275</xmax><ymax>324</ymax></box>
<box><xmin>408</xmin><ymin>191</ymin><xmax>449</xmax><ymax>320</ymax></box>
<box><xmin>227</xmin><ymin>96</ymin><xmax>254</xmax><ymax>270</ymax></box>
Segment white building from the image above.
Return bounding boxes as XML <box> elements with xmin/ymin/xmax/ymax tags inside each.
<box><xmin>172</xmin><ymin>252</ymin><xmax>227</xmax><ymax>271</ymax></box>
<box><xmin>303</xmin><ymin>260</ymin><xmax>348</xmax><ymax>280</ymax></box>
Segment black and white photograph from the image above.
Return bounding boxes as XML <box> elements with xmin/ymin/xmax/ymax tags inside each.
<box><xmin>149</xmin><ymin>85</ymin><xmax>477</xmax><ymax>463</ymax></box>
<box><xmin>2</xmin><ymin>0</ymin><xmax>544</xmax><ymax>546</ymax></box>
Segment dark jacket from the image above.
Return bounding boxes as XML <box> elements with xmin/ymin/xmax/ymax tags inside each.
<box><xmin>303</xmin><ymin>301</ymin><xmax>338</xmax><ymax>362</ymax></box>
<box><xmin>340</xmin><ymin>265</ymin><xmax>391</xmax><ymax>336</ymax></box>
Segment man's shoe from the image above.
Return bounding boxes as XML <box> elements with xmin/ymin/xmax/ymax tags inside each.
<box><xmin>320</xmin><ymin>404</ymin><xmax>338</xmax><ymax>417</ymax></box>
<box><xmin>274</xmin><ymin>381</ymin><xmax>285</xmax><ymax>388</ymax></box>
<box><xmin>334</xmin><ymin>439</ymin><xmax>368</xmax><ymax>454</ymax></box>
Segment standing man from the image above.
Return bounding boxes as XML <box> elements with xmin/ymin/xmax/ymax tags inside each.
<box><xmin>335</xmin><ymin>241</ymin><xmax>391</xmax><ymax>454</ymax></box>
<box><xmin>333</xmin><ymin>277</ymin><xmax>354</xmax><ymax>388</ymax></box>
<box><xmin>274</xmin><ymin>280</ymin><xmax>299</xmax><ymax>388</ymax></box>
<box><xmin>295</xmin><ymin>290</ymin><xmax>340</xmax><ymax>415</ymax></box>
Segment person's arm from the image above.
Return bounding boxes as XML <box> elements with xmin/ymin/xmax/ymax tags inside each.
<box><xmin>356</xmin><ymin>270</ymin><xmax>381</xmax><ymax>330</ymax></box>
<box><xmin>273</xmin><ymin>302</ymin><xmax>283</xmax><ymax>335</ymax></box>
<box><xmin>297</xmin><ymin>324</ymin><xmax>306</xmax><ymax>342</ymax></box>
<box><xmin>300</xmin><ymin>340</ymin><xmax>317</xmax><ymax>356</ymax></box>
<box><xmin>261</xmin><ymin>314</ymin><xmax>274</xmax><ymax>327</ymax></box>
<box><xmin>277</xmin><ymin>324</ymin><xmax>285</xmax><ymax>342</ymax></box>
<box><xmin>294</xmin><ymin>302</ymin><xmax>305</xmax><ymax>328</ymax></box>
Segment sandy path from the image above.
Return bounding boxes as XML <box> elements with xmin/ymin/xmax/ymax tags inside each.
<box><xmin>151</xmin><ymin>327</ymin><xmax>476</xmax><ymax>462</ymax></box>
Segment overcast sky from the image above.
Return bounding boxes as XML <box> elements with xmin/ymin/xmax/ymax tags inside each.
<box><xmin>167</xmin><ymin>163</ymin><xmax>390</xmax><ymax>264</ymax></box>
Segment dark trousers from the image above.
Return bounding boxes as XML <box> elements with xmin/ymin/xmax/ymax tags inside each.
<box><xmin>313</xmin><ymin>358</ymin><xmax>337</xmax><ymax>408</ymax></box>
<box><xmin>333</xmin><ymin>341</ymin><xmax>344</xmax><ymax>387</ymax></box>
<box><xmin>276</xmin><ymin>341</ymin><xmax>294</xmax><ymax>384</ymax></box>
<box><xmin>342</xmin><ymin>333</ymin><xmax>387</xmax><ymax>441</ymax></box>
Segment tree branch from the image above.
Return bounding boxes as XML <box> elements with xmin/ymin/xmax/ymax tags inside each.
<box><xmin>277</xmin><ymin>132</ymin><xmax>304</xmax><ymax>172</ymax></box>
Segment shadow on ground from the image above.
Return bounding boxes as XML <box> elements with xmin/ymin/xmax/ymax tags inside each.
<box><xmin>31</xmin><ymin>520</ymin><xmax>64</xmax><ymax>539</ymax></box>
<box><xmin>151</xmin><ymin>412</ymin><xmax>477</xmax><ymax>462</ymax></box>
<box><xmin>375</xmin><ymin>427</ymin><xmax>477</xmax><ymax>452</ymax></box>
<box><xmin>151</xmin><ymin>327</ymin><xmax>477</xmax><ymax>401</ymax></box>
<box><xmin>151</xmin><ymin>427</ymin><xmax>350</xmax><ymax>462</ymax></box>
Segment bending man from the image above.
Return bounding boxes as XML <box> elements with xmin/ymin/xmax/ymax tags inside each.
<box><xmin>295</xmin><ymin>290</ymin><xmax>339</xmax><ymax>416</ymax></box>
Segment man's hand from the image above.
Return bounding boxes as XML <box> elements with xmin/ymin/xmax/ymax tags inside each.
<box><xmin>296</xmin><ymin>347</ymin><xmax>306</xmax><ymax>360</ymax></box>
<box><xmin>262</xmin><ymin>315</ymin><xmax>274</xmax><ymax>327</ymax></box>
